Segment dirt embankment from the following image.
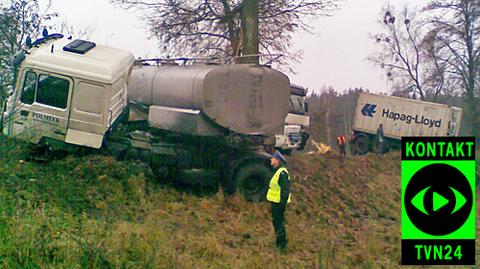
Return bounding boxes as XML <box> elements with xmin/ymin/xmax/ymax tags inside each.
<box><xmin>0</xmin><ymin>138</ymin><xmax>442</xmax><ymax>268</ymax></box>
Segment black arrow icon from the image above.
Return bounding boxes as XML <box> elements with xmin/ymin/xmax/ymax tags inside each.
<box><xmin>404</xmin><ymin>163</ymin><xmax>473</xmax><ymax>236</ymax></box>
<box><xmin>361</xmin><ymin>104</ymin><xmax>377</xmax><ymax>117</ymax></box>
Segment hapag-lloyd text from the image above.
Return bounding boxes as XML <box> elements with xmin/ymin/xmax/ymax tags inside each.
<box><xmin>382</xmin><ymin>109</ymin><xmax>442</xmax><ymax>128</ymax></box>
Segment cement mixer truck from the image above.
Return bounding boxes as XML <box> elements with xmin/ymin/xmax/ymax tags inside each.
<box><xmin>0</xmin><ymin>34</ymin><xmax>291</xmax><ymax>201</ymax></box>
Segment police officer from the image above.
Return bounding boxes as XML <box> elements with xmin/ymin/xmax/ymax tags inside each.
<box><xmin>266</xmin><ymin>150</ymin><xmax>291</xmax><ymax>252</ymax></box>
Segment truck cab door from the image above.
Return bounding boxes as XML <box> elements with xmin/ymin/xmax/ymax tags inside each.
<box><xmin>9</xmin><ymin>69</ymin><xmax>72</xmax><ymax>144</ymax></box>
<box><xmin>5</xmin><ymin>70</ymin><xmax>36</xmax><ymax>138</ymax></box>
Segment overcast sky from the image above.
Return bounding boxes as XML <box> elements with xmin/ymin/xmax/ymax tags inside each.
<box><xmin>7</xmin><ymin>0</ymin><xmax>429</xmax><ymax>94</ymax></box>
<box><xmin>291</xmin><ymin>0</ymin><xmax>429</xmax><ymax>93</ymax></box>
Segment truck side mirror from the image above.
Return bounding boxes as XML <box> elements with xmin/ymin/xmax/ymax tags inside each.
<box><xmin>305</xmin><ymin>102</ymin><xmax>309</xmax><ymax>113</ymax></box>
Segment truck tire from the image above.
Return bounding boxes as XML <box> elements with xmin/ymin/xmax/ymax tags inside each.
<box><xmin>354</xmin><ymin>134</ymin><xmax>370</xmax><ymax>155</ymax></box>
<box><xmin>235</xmin><ymin>163</ymin><xmax>272</xmax><ymax>202</ymax></box>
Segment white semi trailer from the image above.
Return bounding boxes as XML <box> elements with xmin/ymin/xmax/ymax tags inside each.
<box><xmin>352</xmin><ymin>92</ymin><xmax>463</xmax><ymax>154</ymax></box>
<box><xmin>1</xmin><ymin>34</ymin><xmax>291</xmax><ymax>201</ymax></box>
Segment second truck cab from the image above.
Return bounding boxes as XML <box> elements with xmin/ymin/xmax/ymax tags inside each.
<box><xmin>275</xmin><ymin>83</ymin><xmax>310</xmax><ymax>153</ymax></box>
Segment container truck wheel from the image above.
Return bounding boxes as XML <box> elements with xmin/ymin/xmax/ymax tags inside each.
<box><xmin>354</xmin><ymin>134</ymin><xmax>370</xmax><ymax>155</ymax></box>
<box><xmin>235</xmin><ymin>163</ymin><xmax>271</xmax><ymax>202</ymax></box>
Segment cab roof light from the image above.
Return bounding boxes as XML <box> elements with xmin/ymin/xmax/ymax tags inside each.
<box><xmin>63</xmin><ymin>39</ymin><xmax>96</xmax><ymax>55</ymax></box>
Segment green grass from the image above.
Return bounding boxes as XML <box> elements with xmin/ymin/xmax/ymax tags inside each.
<box><xmin>0</xmin><ymin>136</ymin><xmax>478</xmax><ymax>268</ymax></box>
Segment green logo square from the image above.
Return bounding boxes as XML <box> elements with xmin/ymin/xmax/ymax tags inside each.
<box><xmin>401</xmin><ymin>137</ymin><xmax>476</xmax><ymax>265</ymax></box>
<box><xmin>402</xmin><ymin>160</ymin><xmax>475</xmax><ymax>239</ymax></box>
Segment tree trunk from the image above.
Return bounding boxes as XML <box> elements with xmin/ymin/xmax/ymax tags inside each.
<box><xmin>240</xmin><ymin>0</ymin><xmax>259</xmax><ymax>64</ymax></box>
<box><xmin>325</xmin><ymin>100</ymin><xmax>332</xmax><ymax>146</ymax></box>
<box><xmin>465</xmin><ymin>80</ymin><xmax>478</xmax><ymax>137</ymax></box>
<box><xmin>463</xmin><ymin>1</ymin><xmax>479</xmax><ymax>137</ymax></box>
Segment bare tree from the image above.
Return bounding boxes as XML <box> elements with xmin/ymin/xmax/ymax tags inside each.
<box><xmin>54</xmin><ymin>20</ymin><xmax>94</xmax><ymax>40</ymax></box>
<box><xmin>111</xmin><ymin>0</ymin><xmax>341</xmax><ymax>68</ymax></box>
<box><xmin>306</xmin><ymin>87</ymin><xmax>364</xmax><ymax>147</ymax></box>
<box><xmin>0</xmin><ymin>0</ymin><xmax>58</xmax><ymax>102</ymax></box>
<box><xmin>369</xmin><ymin>6</ymin><xmax>445</xmax><ymax>100</ymax></box>
<box><xmin>425</xmin><ymin>0</ymin><xmax>480</xmax><ymax>136</ymax></box>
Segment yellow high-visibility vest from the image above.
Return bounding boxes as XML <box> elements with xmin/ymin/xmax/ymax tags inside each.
<box><xmin>266</xmin><ymin>167</ymin><xmax>291</xmax><ymax>203</ymax></box>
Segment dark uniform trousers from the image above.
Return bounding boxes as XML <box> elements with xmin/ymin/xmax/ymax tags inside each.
<box><xmin>271</xmin><ymin>202</ymin><xmax>287</xmax><ymax>249</ymax></box>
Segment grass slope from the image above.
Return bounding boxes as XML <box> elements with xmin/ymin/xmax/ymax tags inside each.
<box><xmin>0</xmin><ymin>136</ymin><xmax>478</xmax><ymax>268</ymax></box>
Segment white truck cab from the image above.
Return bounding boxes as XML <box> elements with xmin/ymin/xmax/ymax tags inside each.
<box><xmin>275</xmin><ymin>83</ymin><xmax>310</xmax><ymax>153</ymax></box>
<box><xmin>2</xmin><ymin>35</ymin><xmax>134</xmax><ymax>149</ymax></box>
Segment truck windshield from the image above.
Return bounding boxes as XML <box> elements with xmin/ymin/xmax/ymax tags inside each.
<box><xmin>289</xmin><ymin>94</ymin><xmax>306</xmax><ymax>115</ymax></box>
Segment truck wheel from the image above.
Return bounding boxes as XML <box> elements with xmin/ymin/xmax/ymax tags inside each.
<box><xmin>236</xmin><ymin>163</ymin><xmax>271</xmax><ymax>202</ymax></box>
<box><xmin>152</xmin><ymin>165</ymin><xmax>171</xmax><ymax>183</ymax></box>
<box><xmin>354</xmin><ymin>134</ymin><xmax>370</xmax><ymax>155</ymax></box>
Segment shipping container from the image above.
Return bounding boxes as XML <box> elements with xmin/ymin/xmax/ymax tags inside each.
<box><xmin>351</xmin><ymin>93</ymin><xmax>462</xmax><ymax>154</ymax></box>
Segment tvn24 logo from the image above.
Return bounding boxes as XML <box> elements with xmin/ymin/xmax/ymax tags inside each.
<box><xmin>361</xmin><ymin>103</ymin><xmax>442</xmax><ymax>128</ymax></box>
